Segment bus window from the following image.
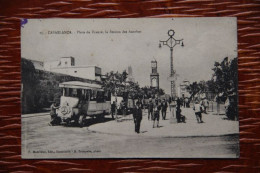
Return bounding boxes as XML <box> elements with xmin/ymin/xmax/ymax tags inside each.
<box><xmin>96</xmin><ymin>91</ymin><xmax>105</xmax><ymax>103</ymax></box>
<box><xmin>83</xmin><ymin>89</ymin><xmax>87</xmax><ymax>100</ymax></box>
<box><xmin>86</xmin><ymin>89</ymin><xmax>91</xmax><ymax>101</ymax></box>
<box><xmin>77</xmin><ymin>89</ymin><xmax>82</xmax><ymax>98</ymax></box>
<box><xmin>72</xmin><ymin>88</ymin><xmax>77</xmax><ymax>97</ymax></box>
<box><xmin>90</xmin><ymin>90</ymin><xmax>97</xmax><ymax>101</ymax></box>
<box><xmin>64</xmin><ymin>88</ymin><xmax>72</xmax><ymax>97</ymax></box>
<box><xmin>69</xmin><ymin>88</ymin><xmax>73</xmax><ymax>96</ymax></box>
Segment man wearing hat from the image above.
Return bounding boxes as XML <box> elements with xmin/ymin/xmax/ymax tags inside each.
<box><xmin>161</xmin><ymin>99</ymin><xmax>168</xmax><ymax>120</ymax></box>
<box><xmin>147</xmin><ymin>98</ymin><xmax>154</xmax><ymax>120</ymax></box>
<box><xmin>153</xmin><ymin>99</ymin><xmax>161</xmax><ymax>128</ymax></box>
<box><xmin>111</xmin><ymin>101</ymin><xmax>116</xmax><ymax>119</ymax></box>
<box><xmin>133</xmin><ymin>99</ymin><xmax>143</xmax><ymax>133</ymax></box>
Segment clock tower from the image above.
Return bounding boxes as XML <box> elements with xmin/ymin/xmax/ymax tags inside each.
<box><xmin>150</xmin><ymin>60</ymin><xmax>159</xmax><ymax>89</ymax></box>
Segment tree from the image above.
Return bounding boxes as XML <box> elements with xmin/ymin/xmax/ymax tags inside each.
<box><xmin>102</xmin><ymin>70</ymin><xmax>130</xmax><ymax>97</ymax></box>
<box><xmin>186</xmin><ymin>82</ymin><xmax>200</xmax><ymax>99</ymax></box>
<box><xmin>212</xmin><ymin>57</ymin><xmax>237</xmax><ymax>101</ymax></box>
<box><xmin>21</xmin><ymin>58</ymin><xmax>39</xmax><ymax>86</ymax></box>
<box><xmin>21</xmin><ymin>58</ymin><xmax>39</xmax><ymax>113</ymax></box>
<box><xmin>102</xmin><ymin>70</ymin><xmax>165</xmax><ymax>100</ymax></box>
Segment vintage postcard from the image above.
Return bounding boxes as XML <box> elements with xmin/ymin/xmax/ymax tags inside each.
<box><xmin>21</xmin><ymin>18</ymin><xmax>239</xmax><ymax>158</ymax></box>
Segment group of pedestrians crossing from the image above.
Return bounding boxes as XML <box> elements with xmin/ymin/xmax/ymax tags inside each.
<box><xmin>147</xmin><ymin>98</ymin><xmax>168</xmax><ymax>128</ymax></box>
<box><xmin>131</xmin><ymin>98</ymin><xmax>169</xmax><ymax>133</ymax></box>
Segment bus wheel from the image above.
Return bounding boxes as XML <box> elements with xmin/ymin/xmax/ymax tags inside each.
<box><xmin>78</xmin><ymin>115</ymin><xmax>85</xmax><ymax>127</ymax></box>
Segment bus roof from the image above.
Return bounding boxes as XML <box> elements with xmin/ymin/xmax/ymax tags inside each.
<box><xmin>59</xmin><ymin>81</ymin><xmax>103</xmax><ymax>91</ymax></box>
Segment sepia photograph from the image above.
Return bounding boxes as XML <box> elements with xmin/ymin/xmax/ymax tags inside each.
<box><xmin>21</xmin><ymin>18</ymin><xmax>239</xmax><ymax>158</ymax></box>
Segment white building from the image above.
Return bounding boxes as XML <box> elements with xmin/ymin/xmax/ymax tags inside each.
<box><xmin>44</xmin><ymin>56</ymin><xmax>75</xmax><ymax>71</ymax></box>
<box><xmin>43</xmin><ymin>57</ymin><xmax>102</xmax><ymax>81</ymax></box>
<box><xmin>51</xmin><ymin>65</ymin><xmax>101</xmax><ymax>81</ymax></box>
<box><xmin>177</xmin><ymin>80</ymin><xmax>191</xmax><ymax>98</ymax></box>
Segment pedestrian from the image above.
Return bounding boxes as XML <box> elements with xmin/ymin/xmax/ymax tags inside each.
<box><xmin>111</xmin><ymin>101</ymin><xmax>116</xmax><ymax>119</ymax></box>
<box><xmin>153</xmin><ymin>99</ymin><xmax>161</xmax><ymax>128</ymax></box>
<box><xmin>169</xmin><ymin>97</ymin><xmax>176</xmax><ymax>118</ymax></box>
<box><xmin>133</xmin><ymin>100</ymin><xmax>142</xmax><ymax>133</ymax></box>
<box><xmin>49</xmin><ymin>101</ymin><xmax>61</xmax><ymax>126</ymax></box>
<box><xmin>187</xmin><ymin>99</ymin><xmax>190</xmax><ymax>108</ymax></box>
<box><xmin>161</xmin><ymin>99</ymin><xmax>168</xmax><ymax>120</ymax></box>
<box><xmin>176</xmin><ymin>98</ymin><xmax>182</xmax><ymax>123</ymax></box>
<box><xmin>179</xmin><ymin>109</ymin><xmax>186</xmax><ymax>123</ymax></box>
<box><xmin>180</xmin><ymin>97</ymin><xmax>184</xmax><ymax>107</ymax></box>
<box><xmin>184</xmin><ymin>97</ymin><xmax>189</xmax><ymax>108</ymax></box>
<box><xmin>193</xmin><ymin>100</ymin><xmax>203</xmax><ymax>123</ymax></box>
<box><xmin>147</xmin><ymin>98</ymin><xmax>153</xmax><ymax>120</ymax></box>
<box><xmin>120</xmin><ymin>100</ymin><xmax>127</xmax><ymax>116</ymax></box>
<box><xmin>202</xmin><ymin>98</ymin><xmax>209</xmax><ymax>114</ymax></box>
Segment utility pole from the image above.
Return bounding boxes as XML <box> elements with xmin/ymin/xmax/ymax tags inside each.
<box><xmin>159</xmin><ymin>29</ymin><xmax>184</xmax><ymax>98</ymax></box>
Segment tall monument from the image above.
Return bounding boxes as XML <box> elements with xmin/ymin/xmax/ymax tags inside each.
<box><xmin>127</xmin><ymin>66</ymin><xmax>135</xmax><ymax>82</ymax></box>
<box><xmin>150</xmin><ymin>60</ymin><xmax>159</xmax><ymax>89</ymax></box>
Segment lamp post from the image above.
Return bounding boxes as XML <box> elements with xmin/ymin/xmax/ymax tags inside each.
<box><xmin>159</xmin><ymin>29</ymin><xmax>184</xmax><ymax>98</ymax></box>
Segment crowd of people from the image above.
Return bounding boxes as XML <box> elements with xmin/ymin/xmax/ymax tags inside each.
<box><xmin>127</xmin><ymin>97</ymin><xmax>210</xmax><ymax>134</ymax></box>
<box><xmin>130</xmin><ymin>98</ymin><xmax>168</xmax><ymax>133</ymax></box>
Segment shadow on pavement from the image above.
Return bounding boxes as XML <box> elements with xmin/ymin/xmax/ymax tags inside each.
<box><xmin>156</xmin><ymin>125</ymin><xmax>164</xmax><ymax>128</ymax></box>
<box><xmin>60</xmin><ymin>116</ymin><xmax>115</xmax><ymax>128</ymax></box>
<box><xmin>84</xmin><ymin>117</ymin><xmax>115</xmax><ymax>127</ymax></box>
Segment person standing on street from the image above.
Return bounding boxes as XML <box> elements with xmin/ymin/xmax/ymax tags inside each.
<box><xmin>169</xmin><ymin>97</ymin><xmax>176</xmax><ymax>119</ymax></box>
<box><xmin>147</xmin><ymin>98</ymin><xmax>153</xmax><ymax>120</ymax></box>
<box><xmin>111</xmin><ymin>101</ymin><xmax>116</xmax><ymax>119</ymax></box>
<box><xmin>176</xmin><ymin>98</ymin><xmax>182</xmax><ymax>123</ymax></box>
<box><xmin>121</xmin><ymin>100</ymin><xmax>127</xmax><ymax>116</ymax></box>
<box><xmin>193</xmin><ymin>100</ymin><xmax>203</xmax><ymax>123</ymax></box>
<box><xmin>133</xmin><ymin>99</ymin><xmax>143</xmax><ymax>133</ymax></box>
<box><xmin>202</xmin><ymin>98</ymin><xmax>209</xmax><ymax>114</ymax></box>
<box><xmin>184</xmin><ymin>97</ymin><xmax>189</xmax><ymax>108</ymax></box>
<box><xmin>161</xmin><ymin>99</ymin><xmax>168</xmax><ymax>120</ymax></box>
<box><xmin>153</xmin><ymin>99</ymin><xmax>161</xmax><ymax>128</ymax></box>
<box><xmin>49</xmin><ymin>101</ymin><xmax>60</xmax><ymax>126</ymax></box>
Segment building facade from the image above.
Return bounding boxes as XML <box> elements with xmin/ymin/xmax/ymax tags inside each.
<box><xmin>27</xmin><ymin>57</ymin><xmax>102</xmax><ymax>81</ymax></box>
<box><xmin>177</xmin><ymin>80</ymin><xmax>190</xmax><ymax>98</ymax></box>
<box><xmin>44</xmin><ymin>57</ymin><xmax>101</xmax><ymax>81</ymax></box>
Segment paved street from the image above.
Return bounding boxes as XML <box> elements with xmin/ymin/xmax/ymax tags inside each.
<box><xmin>22</xmin><ymin>106</ymin><xmax>239</xmax><ymax>158</ymax></box>
<box><xmin>90</xmin><ymin>106</ymin><xmax>238</xmax><ymax>137</ymax></box>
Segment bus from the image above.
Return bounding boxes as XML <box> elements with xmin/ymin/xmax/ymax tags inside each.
<box><xmin>56</xmin><ymin>81</ymin><xmax>111</xmax><ymax>126</ymax></box>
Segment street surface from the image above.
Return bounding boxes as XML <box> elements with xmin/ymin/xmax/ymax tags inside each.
<box><xmin>22</xmin><ymin>105</ymin><xmax>239</xmax><ymax>158</ymax></box>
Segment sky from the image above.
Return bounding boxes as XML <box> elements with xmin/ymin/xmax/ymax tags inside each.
<box><xmin>21</xmin><ymin>18</ymin><xmax>237</xmax><ymax>94</ymax></box>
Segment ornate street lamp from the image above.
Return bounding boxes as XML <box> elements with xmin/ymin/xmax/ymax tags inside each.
<box><xmin>159</xmin><ymin>29</ymin><xmax>184</xmax><ymax>98</ymax></box>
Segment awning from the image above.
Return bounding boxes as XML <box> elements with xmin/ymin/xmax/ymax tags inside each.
<box><xmin>59</xmin><ymin>81</ymin><xmax>103</xmax><ymax>91</ymax></box>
